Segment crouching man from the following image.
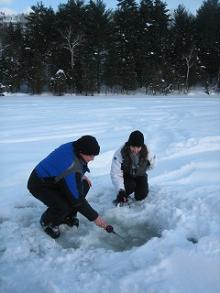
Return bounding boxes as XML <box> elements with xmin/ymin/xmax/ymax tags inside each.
<box><xmin>27</xmin><ymin>135</ymin><xmax>109</xmax><ymax>239</ymax></box>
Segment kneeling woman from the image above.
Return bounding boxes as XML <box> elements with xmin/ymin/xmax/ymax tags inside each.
<box><xmin>111</xmin><ymin>130</ymin><xmax>154</xmax><ymax>204</ymax></box>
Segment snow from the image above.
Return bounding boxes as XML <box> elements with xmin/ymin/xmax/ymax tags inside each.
<box><xmin>56</xmin><ymin>69</ymin><xmax>65</xmax><ymax>75</ymax></box>
<box><xmin>0</xmin><ymin>93</ymin><xmax>220</xmax><ymax>293</ymax></box>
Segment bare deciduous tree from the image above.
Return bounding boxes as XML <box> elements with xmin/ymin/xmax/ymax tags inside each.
<box><xmin>214</xmin><ymin>68</ymin><xmax>220</xmax><ymax>91</ymax></box>
<box><xmin>60</xmin><ymin>26</ymin><xmax>82</xmax><ymax>69</ymax></box>
<box><xmin>184</xmin><ymin>47</ymin><xmax>196</xmax><ymax>93</ymax></box>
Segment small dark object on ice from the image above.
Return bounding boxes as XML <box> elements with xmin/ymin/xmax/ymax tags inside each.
<box><xmin>187</xmin><ymin>237</ymin><xmax>198</xmax><ymax>244</ymax></box>
<box><xmin>106</xmin><ymin>225</ymin><xmax>114</xmax><ymax>233</ymax></box>
<box><xmin>105</xmin><ymin>225</ymin><xmax>125</xmax><ymax>239</ymax></box>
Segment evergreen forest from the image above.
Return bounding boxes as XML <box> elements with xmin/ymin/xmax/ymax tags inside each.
<box><xmin>0</xmin><ymin>0</ymin><xmax>220</xmax><ymax>95</ymax></box>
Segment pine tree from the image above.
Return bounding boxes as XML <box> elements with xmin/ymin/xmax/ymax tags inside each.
<box><xmin>171</xmin><ymin>5</ymin><xmax>197</xmax><ymax>92</ymax></box>
<box><xmin>196</xmin><ymin>0</ymin><xmax>220</xmax><ymax>90</ymax></box>
<box><xmin>0</xmin><ymin>23</ymin><xmax>24</xmax><ymax>92</ymax></box>
<box><xmin>110</xmin><ymin>0</ymin><xmax>139</xmax><ymax>92</ymax></box>
<box><xmin>82</xmin><ymin>0</ymin><xmax>112</xmax><ymax>93</ymax></box>
<box><xmin>24</xmin><ymin>2</ymin><xmax>56</xmax><ymax>93</ymax></box>
<box><xmin>50</xmin><ymin>69</ymin><xmax>67</xmax><ymax>95</ymax></box>
<box><xmin>144</xmin><ymin>0</ymin><xmax>170</xmax><ymax>93</ymax></box>
<box><xmin>138</xmin><ymin>0</ymin><xmax>154</xmax><ymax>89</ymax></box>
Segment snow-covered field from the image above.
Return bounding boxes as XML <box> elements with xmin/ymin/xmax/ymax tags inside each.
<box><xmin>0</xmin><ymin>93</ymin><xmax>220</xmax><ymax>293</ymax></box>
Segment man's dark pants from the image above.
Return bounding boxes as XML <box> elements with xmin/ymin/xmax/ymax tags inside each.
<box><xmin>27</xmin><ymin>170</ymin><xmax>89</xmax><ymax>226</ymax></box>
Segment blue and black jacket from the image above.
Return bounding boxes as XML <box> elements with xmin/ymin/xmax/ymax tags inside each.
<box><xmin>31</xmin><ymin>142</ymin><xmax>98</xmax><ymax>221</ymax></box>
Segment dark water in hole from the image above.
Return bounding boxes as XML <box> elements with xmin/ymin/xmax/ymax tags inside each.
<box><xmin>99</xmin><ymin>222</ymin><xmax>162</xmax><ymax>252</ymax></box>
<box><xmin>58</xmin><ymin>222</ymin><xmax>162</xmax><ymax>251</ymax></box>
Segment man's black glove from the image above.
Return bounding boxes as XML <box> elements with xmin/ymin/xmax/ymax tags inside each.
<box><xmin>116</xmin><ymin>189</ymin><xmax>128</xmax><ymax>203</ymax></box>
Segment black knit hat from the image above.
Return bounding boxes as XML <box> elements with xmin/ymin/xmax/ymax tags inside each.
<box><xmin>75</xmin><ymin>135</ymin><xmax>100</xmax><ymax>156</ymax></box>
<box><xmin>128</xmin><ymin>130</ymin><xmax>144</xmax><ymax>147</ymax></box>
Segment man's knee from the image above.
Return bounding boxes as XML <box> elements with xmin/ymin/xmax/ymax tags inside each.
<box><xmin>60</xmin><ymin>202</ymin><xmax>74</xmax><ymax>216</ymax></box>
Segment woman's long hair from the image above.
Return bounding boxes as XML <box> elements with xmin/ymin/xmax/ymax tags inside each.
<box><xmin>121</xmin><ymin>142</ymin><xmax>150</xmax><ymax>170</ymax></box>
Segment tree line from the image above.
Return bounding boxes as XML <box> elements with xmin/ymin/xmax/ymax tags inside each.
<box><xmin>0</xmin><ymin>0</ymin><xmax>220</xmax><ymax>95</ymax></box>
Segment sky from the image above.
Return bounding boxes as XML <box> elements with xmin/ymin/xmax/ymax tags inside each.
<box><xmin>0</xmin><ymin>92</ymin><xmax>220</xmax><ymax>292</ymax></box>
<box><xmin>0</xmin><ymin>0</ymin><xmax>205</xmax><ymax>15</ymax></box>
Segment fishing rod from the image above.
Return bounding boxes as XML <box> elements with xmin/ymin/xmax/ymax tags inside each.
<box><xmin>105</xmin><ymin>225</ymin><xmax>125</xmax><ymax>239</ymax></box>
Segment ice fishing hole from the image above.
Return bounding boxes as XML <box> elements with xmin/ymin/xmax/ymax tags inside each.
<box><xmin>97</xmin><ymin>221</ymin><xmax>162</xmax><ymax>252</ymax></box>
<box><xmin>57</xmin><ymin>221</ymin><xmax>162</xmax><ymax>251</ymax></box>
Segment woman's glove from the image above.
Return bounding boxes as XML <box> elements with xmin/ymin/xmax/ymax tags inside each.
<box><xmin>116</xmin><ymin>189</ymin><xmax>128</xmax><ymax>203</ymax></box>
